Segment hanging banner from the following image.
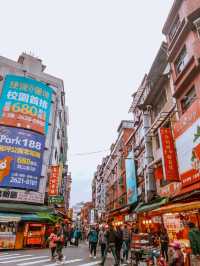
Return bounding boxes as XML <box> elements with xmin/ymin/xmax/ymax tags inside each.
<box><xmin>0</xmin><ymin>75</ymin><xmax>53</xmax><ymax>134</ymax></box>
<box><xmin>125</xmin><ymin>151</ymin><xmax>137</xmax><ymax>204</ymax></box>
<box><xmin>159</xmin><ymin>128</ymin><xmax>179</xmax><ymax>181</ymax></box>
<box><xmin>174</xmin><ymin>100</ymin><xmax>200</xmax><ymax>188</ymax></box>
<box><xmin>0</xmin><ymin>126</ymin><xmax>45</xmax><ymax>191</ymax></box>
<box><xmin>48</xmin><ymin>166</ymin><xmax>59</xmax><ymax>196</ymax></box>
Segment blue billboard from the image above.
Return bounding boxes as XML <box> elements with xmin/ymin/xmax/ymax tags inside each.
<box><xmin>0</xmin><ymin>75</ymin><xmax>53</xmax><ymax>134</ymax></box>
<box><xmin>125</xmin><ymin>151</ymin><xmax>137</xmax><ymax>204</ymax></box>
<box><xmin>0</xmin><ymin>126</ymin><xmax>45</xmax><ymax>191</ymax></box>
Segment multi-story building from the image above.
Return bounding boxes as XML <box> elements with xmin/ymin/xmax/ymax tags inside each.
<box><xmin>95</xmin><ymin>156</ymin><xmax>108</xmax><ymax>222</ymax></box>
<box><xmin>104</xmin><ymin>120</ymin><xmax>134</xmax><ymax>224</ymax></box>
<box><xmin>162</xmin><ymin>0</ymin><xmax>200</xmax><ymax>200</ymax></box>
<box><xmin>81</xmin><ymin>201</ymin><xmax>93</xmax><ymax>227</ymax></box>
<box><xmin>131</xmin><ymin>42</ymin><xmax>180</xmax><ymax>204</ymax></box>
<box><xmin>0</xmin><ymin>53</ymin><xmax>69</xmax><ymax>249</ymax></box>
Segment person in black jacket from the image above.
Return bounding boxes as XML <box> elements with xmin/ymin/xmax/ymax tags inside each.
<box><xmin>115</xmin><ymin>226</ymin><xmax>123</xmax><ymax>264</ymax></box>
<box><xmin>100</xmin><ymin>224</ymin><xmax>119</xmax><ymax>266</ymax></box>
<box><xmin>160</xmin><ymin>228</ymin><xmax>169</xmax><ymax>262</ymax></box>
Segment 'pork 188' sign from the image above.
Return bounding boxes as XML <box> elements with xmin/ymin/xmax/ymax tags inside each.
<box><xmin>0</xmin><ymin>126</ymin><xmax>45</xmax><ymax>191</ymax></box>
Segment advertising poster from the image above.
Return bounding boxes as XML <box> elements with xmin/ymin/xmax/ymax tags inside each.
<box><xmin>0</xmin><ymin>126</ymin><xmax>45</xmax><ymax>191</ymax></box>
<box><xmin>48</xmin><ymin>166</ymin><xmax>59</xmax><ymax>196</ymax></box>
<box><xmin>174</xmin><ymin>100</ymin><xmax>200</xmax><ymax>188</ymax></box>
<box><xmin>0</xmin><ymin>75</ymin><xmax>53</xmax><ymax>134</ymax></box>
<box><xmin>159</xmin><ymin>128</ymin><xmax>179</xmax><ymax>181</ymax></box>
<box><xmin>125</xmin><ymin>151</ymin><xmax>137</xmax><ymax>204</ymax></box>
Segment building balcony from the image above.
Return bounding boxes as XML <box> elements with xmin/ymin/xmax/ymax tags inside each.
<box><xmin>173</xmin><ymin>55</ymin><xmax>200</xmax><ymax>98</ymax></box>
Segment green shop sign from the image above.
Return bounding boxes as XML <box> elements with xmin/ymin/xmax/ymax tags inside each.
<box><xmin>48</xmin><ymin>196</ymin><xmax>64</xmax><ymax>204</ymax></box>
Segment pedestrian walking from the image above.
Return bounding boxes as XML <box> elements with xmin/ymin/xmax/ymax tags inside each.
<box><xmin>48</xmin><ymin>228</ymin><xmax>58</xmax><ymax>261</ymax></box>
<box><xmin>122</xmin><ymin>224</ymin><xmax>131</xmax><ymax>263</ymax></box>
<box><xmin>69</xmin><ymin>226</ymin><xmax>74</xmax><ymax>245</ymax></box>
<box><xmin>100</xmin><ymin>224</ymin><xmax>118</xmax><ymax>266</ymax></box>
<box><xmin>169</xmin><ymin>242</ymin><xmax>184</xmax><ymax>266</ymax></box>
<box><xmin>88</xmin><ymin>226</ymin><xmax>98</xmax><ymax>258</ymax></box>
<box><xmin>115</xmin><ymin>226</ymin><xmax>123</xmax><ymax>264</ymax></box>
<box><xmin>74</xmin><ymin>227</ymin><xmax>81</xmax><ymax>247</ymax></box>
<box><xmin>56</xmin><ymin>231</ymin><xmax>65</xmax><ymax>263</ymax></box>
<box><xmin>160</xmin><ymin>228</ymin><xmax>169</xmax><ymax>262</ymax></box>
<box><xmin>98</xmin><ymin>226</ymin><xmax>107</xmax><ymax>258</ymax></box>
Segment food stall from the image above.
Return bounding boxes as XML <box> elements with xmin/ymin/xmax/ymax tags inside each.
<box><xmin>24</xmin><ymin>223</ymin><xmax>46</xmax><ymax>247</ymax></box>
<box><xmin>148</xmin><ymin>201</ymin><xmax>200</xmax><ymax>265</ymax></box>
<box><xmin>130</xmin><ymin>233</ymin><xmax>160</xmax><ymax>266</ymax></box>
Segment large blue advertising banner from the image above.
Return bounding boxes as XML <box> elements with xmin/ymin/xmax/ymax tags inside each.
<box><xmin>125</xmin><ymin>151</ymin><xmax>137</xmax><ymax>204</ymax></box>
<box><xmin>0</xmin><ymin>126</ymin><xmax>45</xmax><ymax>191</ymax></box>
<box><xmin>0</xmin><ymin>75</ymin><xmax>53</xmax><ymax>134</ymax></box>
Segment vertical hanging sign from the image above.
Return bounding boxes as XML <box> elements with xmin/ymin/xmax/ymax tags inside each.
<box><xmin>159</xmin><ymin>128</ymin><xmax>179</xmax><ymax>181</ymax></box>
<box><xmin>48</xmin><ymin>166</ymin><xmax>59</xmax><ymax>196</ymax></box>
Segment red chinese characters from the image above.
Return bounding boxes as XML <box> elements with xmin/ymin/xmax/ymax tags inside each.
<box><xmin>48</xmin><ymin>166</ymin><xmax>59</xmax><ymax>196</ymax></box>
<box><xmin>159</xmin><ymin>128</ymin><xmax>179</xmax><ymax>181</ymax></box>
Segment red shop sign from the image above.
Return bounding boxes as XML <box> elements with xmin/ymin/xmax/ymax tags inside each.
<box><xmin>48</xmin><ymin>166</ymin><xmax>59</xmax><ymax>196</ymax></box>
<box><xmin>159</xmin><ymin>128</ymin><xmax>179</xmax><ymax>181</ymax></box>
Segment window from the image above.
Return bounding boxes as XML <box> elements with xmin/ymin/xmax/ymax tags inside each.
<box><xmin>169</xmin><ymin>16</ymin><xmax>180</xmax><ymax>41</ymax></box>
<box><xmin>181</xmin><ymin>86</ymin><xmax>197</xmax><ymax>113</ymax></box>
<box><xmin>175</xmin><ymin>46</ymin><xmax>189</xmax><ymax>74</ymax></box>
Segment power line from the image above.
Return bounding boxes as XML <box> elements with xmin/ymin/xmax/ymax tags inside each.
<box><xmin>70</xmin><ymin>149</ymin><xmax>109</xmax><ymax>156</ymax></box>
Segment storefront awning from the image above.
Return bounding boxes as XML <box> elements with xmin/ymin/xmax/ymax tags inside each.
<box><xmin>0</xmin><ymin>203</ymin><xmax>54</xmax><ymax>214</ymax></box>
<box><xmin>149</xmin><ymin>201</ymin><xmax>200</xmax><ymax>215</ymax></box>
<box><xmin>21</xmin><ymin>213</ymin><xmax>57</xmax><ymax>223</ymax></box>
<box><xmin>136</xmin><ymin>198</ymin><xmax>168</xmax><ymax>213</ymax></box>
<box><xmin>0</xmin><ymin>213</ymin><xmax>21</xmax><ymax>222</ymax></box>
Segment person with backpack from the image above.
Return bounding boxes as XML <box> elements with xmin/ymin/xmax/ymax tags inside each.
<box><xmin>74</xmin><ymin>227</ymin><xmax>81</xmax><ymax>247</ymax></box>
<box><xmin>100</xmin><ymin>224</ymin><xmax>119</xmax><ymax>266</ymax></box>
<box><xmin>48</xmin><ymin>228</ymin><xmax>58</xmax><ymax>261</ymax></box>
<box><xmin>88</xmin><ymin>226</ymin><xmax>98</xmax><ymax>259</ymax></box>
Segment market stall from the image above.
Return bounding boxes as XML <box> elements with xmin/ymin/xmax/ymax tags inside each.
<box><xmin>148</xmin><ymin>201</ymin><xmax>200</xmax><ymax>265</ymax></box>
<box><xmin>0</xmin><ymin>213</ymin><xmax>20</xmax><ymax>249</ymax></box>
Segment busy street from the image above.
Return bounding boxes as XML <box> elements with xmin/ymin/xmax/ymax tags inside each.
<box><xmin>1</xmin><ymin>0</ymin><xmax>200</xmax><ymax>265</ymax></box>
<box><xmin>0</xmin><ymin>243</ymin><xmax>123</xmax><ymax>266</ymax></box>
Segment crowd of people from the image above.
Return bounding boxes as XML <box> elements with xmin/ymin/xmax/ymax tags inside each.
<box><xmin>45</xmin><ymin>221</ymin><xmax>200</xmax><ymax>265</ymax></box>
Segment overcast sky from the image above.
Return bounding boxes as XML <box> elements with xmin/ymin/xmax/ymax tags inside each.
<box><xmin>0</xmin><ymin>0</ymin><xmax>173</xmax><ymax>206</ymax></box>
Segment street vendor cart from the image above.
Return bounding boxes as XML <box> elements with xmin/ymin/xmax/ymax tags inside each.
<box><xmin>130</xmin><ymin>233</ymin><xmax>161</xmax><ymax>266</ymax></box>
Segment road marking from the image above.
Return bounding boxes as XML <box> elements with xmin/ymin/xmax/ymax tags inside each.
<box><xmin>42</xmin><ymin>258</ymin><xmax>83</xmax><ymax>266</ymax></box>
<box><xmin>0</xmin><ymin>255</ymin><xmax>32</xmax><ymax>261</ymax></box>
<box><xmin>0</xmin><ymin>255</ymin><xmax>48</xmax><ymax>263</ymax></box>
<box><xmin>0</xmin><ymin>254</ymin><xmax>21</xmax><ymax>259</ymax></box>
<box><xmin>0</xmin><ymin>253</ymin><xmax>9</xmax><ymax>256</ymax></box>
<box><xmin>77</xmin><ymin>262</ymin><xmax>101</xmax><ymax>266</ymax></box>
<box><xmin>18</xmin><ymin>258</ymin><xmax>51</xmax><ymax>266</ymax></box>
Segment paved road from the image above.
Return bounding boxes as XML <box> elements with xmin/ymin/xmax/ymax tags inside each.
<box><xmin>0</xmin><ymin>243</ymin><xmax>127</xmax><ymax>266</ymax></box>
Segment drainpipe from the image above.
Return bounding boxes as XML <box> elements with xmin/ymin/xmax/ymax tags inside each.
<box><xmin>143</xmin><ymin>108</ymin><xmax>156</xmax><ymax>202</ymax></box>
